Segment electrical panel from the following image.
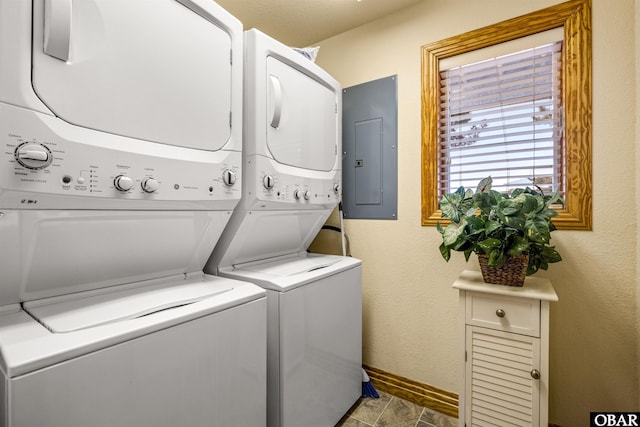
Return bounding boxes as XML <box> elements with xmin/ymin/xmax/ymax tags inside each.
<box><xmin>342</xmin><ymin>75</ymin><xmax>398</xmax><ymax>220</ymax></box>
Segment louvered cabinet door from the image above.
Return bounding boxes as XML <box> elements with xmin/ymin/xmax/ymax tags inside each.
<box><xmin>465</xmin><ymin>326</ymin><xmax>541</xmax><ymax>426</ymax></box>
<box><xmin>452</xmin><ymin>271</ymin><xmax>557</xmax><ymax>427</ymax></box>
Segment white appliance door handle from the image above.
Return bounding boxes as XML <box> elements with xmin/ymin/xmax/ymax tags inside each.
<box><xmin>269</xmin><ymin>75</ymin><xmax>282</xmax><ymax>129</ymax></box>
<box><xmin>44</xmin><ymin>0</ymin><xmax>72</xmax><ymax>62</ymax></box>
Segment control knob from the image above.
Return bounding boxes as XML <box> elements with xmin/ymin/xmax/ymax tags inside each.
<box><xmin>263</xmin><ymin>175</ymin><xmax>275</xmax><ymax>190</ymax></box>
<box><xmin>141</xmin><ymin>177</ymin><xmax>159</xmax><ymax>193</ymax></box>
<box><xmin>14</xmin><ymin>142</ymin><xmax>53</xmax><ymax>170</ymax></box>
<box><xmin>114</xmin><ymin>175</ymin><xmax>134</xmax><ymax>192</ymax></box>
<box><xmin>295</xmin><ymin>189</ymin><xmax>310</xmax><ymax>200</ymax></box>
<box><xmin>333</xmin><ymin>183</ymin><xmax>341</xmax><ymax>194</ymax></box>
<box><xmin>223</xmin><ymin>169</ymin><xmax>236</xmax><ymax>186</ymax></box>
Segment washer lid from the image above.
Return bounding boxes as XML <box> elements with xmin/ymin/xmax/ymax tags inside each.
<box><xmin>239</xmin><ymin>255</ymin><xmax>340</xmax><ymax>277</ymax></box>
<box><xmin>24</xmin><ymin>279</ymin><xmax>233</xmax><ymax>333</ymax></box>
<box><xmin>31</xmin><ymin>0</ymin><xmax>239</xmax><ymax>151</ymax></box>
<box><xmin>220</xmin><ymin>253</ymin><xmax>361</xmax><ymax>292</ymax></box>
<box><xmin>0</xmin><ymin>275</ymin><xmax>265</xmax><ymax>377</ymax></box>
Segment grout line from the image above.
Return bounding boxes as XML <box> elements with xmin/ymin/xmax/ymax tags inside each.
<box><xmin>415</xmin><ymin>407</ymin><xmax>426</xmax><ymax>427</ymax></box>
<box><xmin>351</xmin><ymin>416</ymin><xmax>375</xmax><ymax>427</ymax></box>
<box><xmin>371</xmin><ymin>395</ymin><xmax>395</xmax><ymax>426</ymax></box>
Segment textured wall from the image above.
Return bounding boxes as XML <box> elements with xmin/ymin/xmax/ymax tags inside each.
<box><xmin>634</xmin><ymin>2</ymin><xmax>640</xmax><ymax>414</ymax></box>
<box><xmin>315</xmin><ymin>1</ymin><xmax>639</xmax><ymax>425</ymax></box>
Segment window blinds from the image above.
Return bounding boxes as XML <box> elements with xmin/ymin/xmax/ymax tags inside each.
<box><xmin>438</xmin><ymin>41</ymin><xmax>563</xmax><ymax>196</ymax></box>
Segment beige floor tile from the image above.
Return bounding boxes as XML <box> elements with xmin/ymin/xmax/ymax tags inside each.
<box><xmin>375</xmin><ymin>397</ymin><xmax>424</xmax><ymax>427</ymax></box>
<box><xmin>419</xmin><ymin>408</ymin><xmax>457</xmax><ymax>427</ymax></box>
<box><xmin>347</xmin><ymin>392</ymin><xmax>393</xmax><ymax>425</ymax></box>
<box><xmin>335</xmin><ymin>415</ymin><xmax>373</xmax><ymax>427</ymax></box>
<box><xmin>336</xmin><ymin>392</ymin><xmax>458</xmax><ymax>427</ymax></box>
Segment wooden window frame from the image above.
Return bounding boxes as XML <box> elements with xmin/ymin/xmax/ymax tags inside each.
<box><xmin>421</xmin><ymin>0</ymin><xmax>592</xmax><ymax>230</ymax></box>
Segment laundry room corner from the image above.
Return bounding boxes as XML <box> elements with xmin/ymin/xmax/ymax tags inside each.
<box><xmin>314</xmin><ymin>1</ymin><xmax>640</xmax><ymax>426</ymax></box>
<box><xmin>312</xmin><ymin>0</ymin><xmax>471</xmax><ymax>396</ymax></box>
<box><xmin>3</xmin><ymin>0</ymin><xmax>639</xmax><ymax>425</ymax></box>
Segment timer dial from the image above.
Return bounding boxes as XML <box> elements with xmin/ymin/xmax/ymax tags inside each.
<box><xmin>222</xmin><ymin>169</ymin><xmax>236</xmax><ymax>186</ymax></box>
<box><xmin>14</xmin><ymin>142</ymin><xmax>53</xmax><ymax>170</ymax></box>
<box><xmin>263</xmin><ymin>175</ymin><xmax>275</xmax><ymax>190</ymax></box>
<box><xmin>114</xmin><ymin>175</ymin><xmax>134</xmax><ymax>192</ymax></box>
<box><xmin>141</xmin><ymin>177</ymin><xmax>159</xmax><ymax>193</ymax></box>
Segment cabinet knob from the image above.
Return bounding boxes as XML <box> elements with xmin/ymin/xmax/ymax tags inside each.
<box><xmin>530</xmin><ymin>369</ymin><xmax>541</xmax><ymax>380</ymax></box>
<box><xmin>495</xmin><ymin>308</ymin><xmax>506</xmax><ymax>318</ymax></box>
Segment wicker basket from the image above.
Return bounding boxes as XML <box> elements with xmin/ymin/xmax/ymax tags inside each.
<box><xmin>478</xmin><ymin>254</ymin><xmax>529</xmax><ymax>287</ymax></box>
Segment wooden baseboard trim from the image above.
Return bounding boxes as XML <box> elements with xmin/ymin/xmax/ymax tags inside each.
<box><xmin>363</xmin><ymin>365</ymin><xmax>458</xmax><ymax>419</ymax></box>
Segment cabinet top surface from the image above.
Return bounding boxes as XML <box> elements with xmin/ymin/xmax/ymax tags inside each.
<box><xmin>452</xmin><ymin>270</ymin><xmax>558</xmax><ymax>301</ymax></box>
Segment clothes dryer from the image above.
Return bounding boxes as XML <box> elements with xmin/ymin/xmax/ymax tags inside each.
<box><xmin>0</xmin><ymin>1</ymin><xmax>266</xmax><ymax>426</ymax></box>
<box><xmin>206</xmin><ymin>29</ymin><xmax>362</xmax><ymax>427</ymax></box>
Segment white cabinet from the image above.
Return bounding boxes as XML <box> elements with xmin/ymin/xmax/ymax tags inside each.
<box><xmin>453</xmin><ymin>270</ymin><xmax>557</xmax><ymax>427</ymax></box>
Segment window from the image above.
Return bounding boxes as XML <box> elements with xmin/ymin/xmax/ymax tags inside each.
<box><xmin>440</xmin><ymin>42</ymin><xmax>563</xmax><ymax>196</ymax></box>
<box><xmin>421</xmin><ymin>0</ymin><xmax>592</xmax><ymax>230</ymax></box>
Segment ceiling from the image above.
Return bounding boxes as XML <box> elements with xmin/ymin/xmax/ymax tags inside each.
<box><xmin>215</xmin><ymin>0</ymin><xmax>424</xmax><ymax>47</ymax></box>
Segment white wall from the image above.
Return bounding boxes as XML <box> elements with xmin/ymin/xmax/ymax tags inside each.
<box><xmin>315</xmin><ymin>1</ymin><xmax>639</xmax><ymax>425</ymax></box>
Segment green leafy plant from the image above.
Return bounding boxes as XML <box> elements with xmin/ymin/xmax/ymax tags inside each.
<box><xmin>436</xmin><ymin>176</ymin><xmax>562</xmax><ymax>275</ymax></box>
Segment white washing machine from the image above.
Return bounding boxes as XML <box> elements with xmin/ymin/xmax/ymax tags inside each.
<box><xmin>0</xmin><ymin>1</ymin><xmax>266</xmax><ymax>426</ymax></box>
<box><xmin>205</xmin><ymin>29</ymin><xmax>362</xmax><ymax>427</ymax></box>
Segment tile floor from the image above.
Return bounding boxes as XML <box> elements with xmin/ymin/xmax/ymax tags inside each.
<box><xmin>336</xmin><ymin>391</ymin><xmax>457</xmax><ymax>427</ymax></box>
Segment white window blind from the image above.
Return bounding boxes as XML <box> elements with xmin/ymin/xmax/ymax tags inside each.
<box><xmin>438</xmin><ymin>41</ymin><xmax>564</xmax><ymax>196</ymax></box>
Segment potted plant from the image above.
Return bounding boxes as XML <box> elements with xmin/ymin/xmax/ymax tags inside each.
<box><xmin>436</xmin><ymin>176</ymin><xmax>562</xmax><ymax>286</ymax></box>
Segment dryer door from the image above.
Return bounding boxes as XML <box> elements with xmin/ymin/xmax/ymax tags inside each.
<box><xmin>31</xmin><ymin>0</ymin><xmax>237</xmax><ymax>151</ymax></box>
<box><xmin>266</xmin><ymin>56</ymin><xmax>339</xmax><ymax>171</ymax></box>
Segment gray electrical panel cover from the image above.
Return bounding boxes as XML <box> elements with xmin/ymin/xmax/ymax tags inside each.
<box><xmin>342</xmin><ymin>75</ymin><xmax>398</xmax><ymax>219</ymax></box>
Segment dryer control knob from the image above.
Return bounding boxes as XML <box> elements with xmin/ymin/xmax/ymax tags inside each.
<box><xmin>303</xmin><ymin>190</ymin><xmax>310</xmax><ymax>200</ymax></box>
<box><xmin>14</xmin><ymin>142</ymin><xmax>53</xmax><ymax>170</ymax></box>
<box><xmin>263</xmin><ymin>175</ymin><xmax>275</xmax><ymax>190</ymax></box>
<box><xmin>141</xmin><ymin>177</ymin><xmax>159</xmax><ymax>193</ymax></box>
<box><xmin>333</xmin><ymin>184</ymin><xmax>341</xmax><ymax>194</ymax></box>
<box><xmin>223</xmin><ymin>169</ymin><xmax>236</xmax><ymax>186</ymax></box>
<box><xmin>114</xmin><ymin>175</ymin><xmax>134</xmax><ymax>192</ymax></box>
<box><xmin>294</xmin><ymin>189</ymin><xmax>303</xmax><ymax>200</ymax></box>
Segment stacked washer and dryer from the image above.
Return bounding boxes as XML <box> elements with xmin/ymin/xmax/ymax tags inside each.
<box><xmin>0</xmin><ymin>1</ymin><xmax>361</xmax><ymax>426</ymax></box>
<box><xmin>0</xmin><ymin>1</ymin><xmax>266</xmax><ymax>426</ymax></box>
<box><xmin>205</xmin><ymin>29</ymin><xmax>362</xmax><ymax>427</ymax></box>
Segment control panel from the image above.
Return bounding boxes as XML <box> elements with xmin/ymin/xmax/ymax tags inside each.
<box><xmin>0</xmin><ymin>105</ymin><xmax>241</xmax><ymax>209</ymax></box>
<box><xmin>246</xmin><ymin>155</ymin><xmax>341</xmax><ymax>210</ymax></box>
